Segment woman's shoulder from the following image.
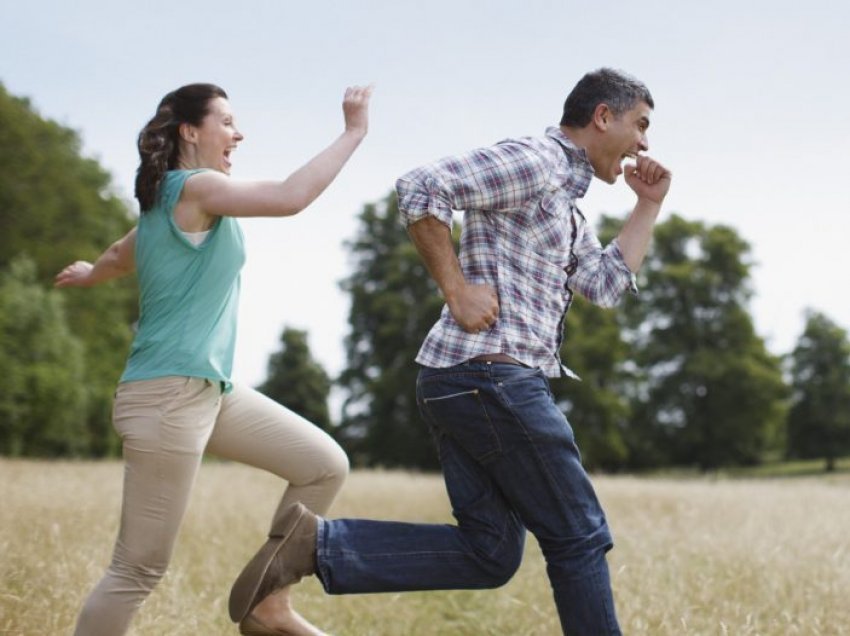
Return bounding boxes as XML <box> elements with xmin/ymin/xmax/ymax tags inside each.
<box><xmin>161</xmin><ymin>169</ymin><xmax>222</xmax><ymax>200</ymax></box>
<box><xmin>165</xmin><ymin>168</ymin><xmax>215</xmax><ymax>183</ymax></box>
<box><xmin>177</xmin><ymin>169</ymin><xmax>228</xmax><ymax>190</ymax></box>
<box><xmin>147</xmin><ymin>170</ymin><xmax>214</xmax><ymax>217</ymax></box>
<box><xmin>177</xmin><ymin>170</ymin><xmax>235</xmax><ymax>214</ymax></box>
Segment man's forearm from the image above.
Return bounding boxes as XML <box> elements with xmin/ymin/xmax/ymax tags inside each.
<box><xmin>616</xmin><ymin>198</ymin><xmax>661</xmax><ymax>272</ymax></box>
<box><xmin>406</xmin><ymin>216</ymin><xmax>465</xmax><ymax>301</ymax></box>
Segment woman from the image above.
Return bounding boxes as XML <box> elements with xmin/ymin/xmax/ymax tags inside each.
<box><xmin>55</xmin><ymin>82</ymin><xmax>372</xmax><ymax>636</ymax></box>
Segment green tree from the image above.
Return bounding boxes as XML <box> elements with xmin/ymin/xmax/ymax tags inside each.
<box><xmin>257</xmin><ymin>327</ymin><xmax>332</xmax><ymax>432</ymax></box>
<box><xmin>0</xmin><ymin>82</ymin><xmax>137</xmax><ymax>456</ymax></box>
<box><xmin>0</xmin><ymin>256</ymin><xmax>88</xmax><ymax>456</ymax></box>
<box><xmin>786</xmin><ymin>310</ymin><xmax>850</xmax><ymax>471</ymax></box>
<box><xmin>553</xmin><ymin>296</ymin><xmax>632</xmax><ymax>471</ymax></box>
<box><xmin>619</xmin><ymin>214</ymin><xmax>787</xmax><ymax>470</ymax></box>
<box><xmin>337</xmin><ymin>193</ymin><xmax>447</xmax><ymax>469</ymax></box>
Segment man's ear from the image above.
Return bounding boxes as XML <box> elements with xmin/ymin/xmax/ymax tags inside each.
<box><xmin>178</xmin><ymin>122</ymin><xmax>197</xmax><ymax>143</ymax></box>
<box><xmin>592</xmin><ymin>103</ymin><xmax>612</xmax><ymax>131</ymax></box>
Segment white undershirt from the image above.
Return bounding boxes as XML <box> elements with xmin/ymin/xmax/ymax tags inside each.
<box><xmin>182</xmin><ymin>230</ymin><xmax>210</xmax><ymax>246</ymax></box>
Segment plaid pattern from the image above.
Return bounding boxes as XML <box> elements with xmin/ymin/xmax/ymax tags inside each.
<box><xmin>396</xmin><ymin>127</ymin><xmax>636</xmax><ymax>378</ymax></box>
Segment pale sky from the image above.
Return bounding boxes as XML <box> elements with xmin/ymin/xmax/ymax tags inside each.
<box><xmin>2</xmin><ymin>0</ymin><xmax>849</xmax><ymax>401</ymax></box>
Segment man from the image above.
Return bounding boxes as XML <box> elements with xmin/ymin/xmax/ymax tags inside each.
<box><xmin>229</xmin><ymin>68</ymin><xmax>671</xmax><ymax>635</ymax></box>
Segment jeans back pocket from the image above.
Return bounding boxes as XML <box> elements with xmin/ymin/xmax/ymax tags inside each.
<box><xmin>419</xmin><ymin>386</ymin><xmax>502</xmax><ymax>462</ymax></box>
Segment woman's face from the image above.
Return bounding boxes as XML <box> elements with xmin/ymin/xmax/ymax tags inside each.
<box><xmin>188</xmin><ymin>97</ymin><xmax>244</xmax><ymax>174</ymax></box>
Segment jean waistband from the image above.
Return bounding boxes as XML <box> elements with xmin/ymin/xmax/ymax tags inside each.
<box><xmin>468</xmin><ymin>353</ymin><xmax>526</xmax><ymax>366</ymax></box>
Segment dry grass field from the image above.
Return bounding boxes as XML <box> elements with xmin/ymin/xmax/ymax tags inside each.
<box><xmin>2</xmin><ymin>459</ymin><xmax>849</xmax><ymax>635</ymax></box>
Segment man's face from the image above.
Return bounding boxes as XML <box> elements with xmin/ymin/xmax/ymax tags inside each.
<box><xmin>590</xmin><ymin>100</ymin><xmax>651</xmax><ymax>184</ymax></box>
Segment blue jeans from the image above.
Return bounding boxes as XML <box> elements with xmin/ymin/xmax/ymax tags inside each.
<box><xmin>316</xmin><ymin>362</ymin><xmax>621</xmax><ymax>635</ymax></box>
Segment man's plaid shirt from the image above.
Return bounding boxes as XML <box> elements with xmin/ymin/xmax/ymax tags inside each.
<box><xmin>396</xmin><ymin>126</ymin><xmax>636</xmax><ymax>378</ymax></box>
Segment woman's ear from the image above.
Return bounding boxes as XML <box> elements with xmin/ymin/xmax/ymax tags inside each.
<box><xmin>178</xmin><ymin>122</ymin><xmax>197</xmax><ymax>144</ymax></box>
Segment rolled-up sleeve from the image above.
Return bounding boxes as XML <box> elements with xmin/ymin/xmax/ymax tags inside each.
<box><xmin>396</xmin><ymin>141</ymin><xmax>551</xmax><ymax>229</ymax></box>
<box><xmin>569</xmin><ymin>223</ymin><xmax>638</xmax><ymax>308</ymax></box>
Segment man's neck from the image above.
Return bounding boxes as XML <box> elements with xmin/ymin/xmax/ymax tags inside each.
<box><xmin>560</xmin><ymin>125</ymin><xmax>591</xmax><ymax>153</ymax></box>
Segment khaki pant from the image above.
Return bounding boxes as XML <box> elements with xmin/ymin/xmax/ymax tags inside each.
<box><xmin>73</xmin><ymin>377</ymin><xmax>349</xmax><ymax>636</ymax></box>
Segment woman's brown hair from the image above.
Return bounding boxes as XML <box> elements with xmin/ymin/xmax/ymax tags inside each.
<box><xmin>134</xmin><ymin>83</ymin><xmax>227</xmax><ymax>212</ymax></box>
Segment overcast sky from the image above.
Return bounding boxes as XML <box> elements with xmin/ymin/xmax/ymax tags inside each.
<box><xmin>3</xmin><ymin>0</ymin><xmax>848</xmax><ymax>399</ymax></box>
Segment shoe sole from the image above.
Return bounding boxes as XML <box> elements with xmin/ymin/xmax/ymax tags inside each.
<box><xmin>229</xmin><ymin>504</ymin><xmax>307</xmax><ymax>623</ymax></box>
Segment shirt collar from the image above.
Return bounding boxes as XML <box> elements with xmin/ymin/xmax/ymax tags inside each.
<box><xmin>545</xmin><ymin>126</ymin><xmax>594</xmax><ymax>198</ymax></box>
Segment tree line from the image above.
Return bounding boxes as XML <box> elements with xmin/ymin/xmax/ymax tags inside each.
<box><xmin>0</xmin><ymin>83</ymin><xmax>137</xmax><ymax>457</ymax></box>
<box><xmin>2</xmin><ymin>82</ymin><xmax>849</xmax><ymax>472</ymax></box>
<box><xmin>323</xmin><ymin>195</ymin><xmax>850</xmax><ymax>473</ymax></box>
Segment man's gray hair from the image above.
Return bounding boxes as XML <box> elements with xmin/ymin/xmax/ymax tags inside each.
<box><xmin>560</xmin><ymin>68</ymin><xmax>654</xmax><ymax>127</ymax></box>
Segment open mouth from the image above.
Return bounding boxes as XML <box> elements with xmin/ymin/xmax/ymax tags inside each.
<box><xmin>619</xmin><ymin>151</ymin><xmax>639</xmax><ymax>175</ymax></box>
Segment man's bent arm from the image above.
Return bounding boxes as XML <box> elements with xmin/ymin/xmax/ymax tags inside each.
<box><xmin>616</xmin><ymin>197</ymin><xmax>662</xmax><ymax>272</ymax></box>
<box><xmin>407</xmin><ymin>216</ymin><xmax>498</xmax><ymax>333</ymax></box>
<box><xmin>617</xmin><ymin>155</ymin><xmax>672</xmax><ymax>272</ymax></box>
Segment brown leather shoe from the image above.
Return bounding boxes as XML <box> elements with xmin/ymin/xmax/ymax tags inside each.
<box><xmin>229</xmin><ymin>502</ymin><xmax>319</xmax><ymax>623</ymax></box>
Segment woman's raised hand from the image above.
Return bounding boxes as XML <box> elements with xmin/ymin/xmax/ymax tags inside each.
<box><xmin>343</xmin><ymin>84</ymin><xmax>373</xmax><ymax>137</ymax></box>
